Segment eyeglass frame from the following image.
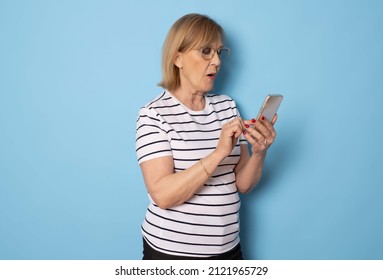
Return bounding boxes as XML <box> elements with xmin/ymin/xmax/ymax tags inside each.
<box><xmin>198</xmin><ymin>47</ymin><xmax>231</xmax><ymax>60</ymax></box>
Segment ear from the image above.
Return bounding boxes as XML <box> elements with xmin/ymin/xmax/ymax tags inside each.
<box><xmin>174</xmin><ymin>52</ymin><xmax>183</xmax><ymax>69</ymax></box>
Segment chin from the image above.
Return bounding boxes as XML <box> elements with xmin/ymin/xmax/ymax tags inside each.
<box><xmin>202</xmin><ymin>84</ymin><xmax>214</xmax><ymax>93</ymax></box>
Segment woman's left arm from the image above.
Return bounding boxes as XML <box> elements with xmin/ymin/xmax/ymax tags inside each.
<box><xmin>234</xmin><ymin>115</ymin><xmax>278</xmax><ymax>194</ymax></box>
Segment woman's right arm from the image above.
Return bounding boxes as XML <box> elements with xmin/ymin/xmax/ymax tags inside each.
<box><xmin>139</xmin><ymin>117</ymin><xmax>243</xmax><ymax>209</ymax></box>
<box><xmin>140</xmin><ymin>151</ymin><xmax>223</xmax><ymax>209</ymax></box>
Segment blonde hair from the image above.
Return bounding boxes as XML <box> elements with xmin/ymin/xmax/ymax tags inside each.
<box><xmin>158</xmin><ymin>13</ymin><xmax>224</xmax><ymax>91</ymax></box>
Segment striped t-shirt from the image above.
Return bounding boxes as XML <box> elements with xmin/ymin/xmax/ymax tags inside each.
<box><xmin>135</xmin><ymin>90</ymin><xmax>246</xmax><ymax>257</ymax></box>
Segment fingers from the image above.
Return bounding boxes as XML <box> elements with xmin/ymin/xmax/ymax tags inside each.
<box><xmin>243</xmin><ymin>118</ymin><xmax>273</xmax><ymax>138</ymax></box>
<box><xmin>242</xmin><ymin>115</ymin><xmax>277</xmax><ymax>149</ymax></box>
<box><xmin>259</xmin><ymin>116</ymin><xmax>277</xmax><ymax>139</ymax></box>
<box><xmin>216</xmin><ymin>118</ymin><xmax>243</xmax><ymax>157</ymax></box>
<box><xmin>271</xmin><ymin>113</ymin><xmax>278</xmax><ymax>125</ymax></box>
<box><xmin>221</xmin><ymin>116</ymin><xmax>278</xmax><ymax>157</ymax></box>
<box><xmin>243</xmin><ymin>121</ymin><xmax>266</xmax><ymax>144</ymax></box>
<box><xmin>225</xmin><ymin>117</ymin><xmax>243</xmax><ymax>138</ymax></box>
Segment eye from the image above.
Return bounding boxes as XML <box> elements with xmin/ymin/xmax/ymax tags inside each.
<box><xmin>201</xmin><ymin>47</ymin><xmax>212</xmax><ymax>55</ymax></box>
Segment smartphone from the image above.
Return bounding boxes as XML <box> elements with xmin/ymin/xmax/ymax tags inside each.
<box><xmin>256</xmin><ymin>94</ymin><xmax>283</xmax><ymax>121</ymax></box>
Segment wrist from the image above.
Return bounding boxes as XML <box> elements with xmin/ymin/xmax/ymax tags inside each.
<box><xmin>211</xmin><ymin>149</ymin><xmax>227</xmax><ymax>162</ymax></box>
<box><xmin>251</xmin><ymin>151</ymin><xmax>267</xmax><ymax>160</ymax></box>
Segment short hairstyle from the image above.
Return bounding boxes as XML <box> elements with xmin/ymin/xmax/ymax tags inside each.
<box><xmin>158</xmin><ymin>13</ymin><xmax>224</xmax><ymax>91</ymax></box>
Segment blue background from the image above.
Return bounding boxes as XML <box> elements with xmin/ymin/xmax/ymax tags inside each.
<box><xmin>1</xmin><ymin>0</ymin><xmax>382</xmax><ymax>260</ymax></box>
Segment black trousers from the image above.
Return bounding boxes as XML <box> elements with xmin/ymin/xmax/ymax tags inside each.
<box><xmin>142</xmin><ymin>238</ymin><xmax>243</xmax><ymax>260</ymax></box>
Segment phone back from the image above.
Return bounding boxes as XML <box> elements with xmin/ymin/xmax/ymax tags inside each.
<box><xmin>257</xmin><ymin>95</ymin><xmax>283</xmax><ymax>121</ymax></box>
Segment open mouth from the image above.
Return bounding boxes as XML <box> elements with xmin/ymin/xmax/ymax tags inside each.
<box><xmin>207</xmin><ymin>73</ymin><xmax>216</xmax><ymax>78</ymax></box>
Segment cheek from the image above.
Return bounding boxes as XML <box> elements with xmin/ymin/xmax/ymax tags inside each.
<box><xmin>181</xmin><ymin>54</ymin><xmax>211</xmax><ymax>84</ymax></box>
<box><xmin>185</xmin><ymin>63</ymin><xmax>206</xmax><ymax>79</ymax></box>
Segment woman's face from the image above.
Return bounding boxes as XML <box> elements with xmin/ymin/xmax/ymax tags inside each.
<box><xmin>176</xmin><ymin>39</ymin><xmax>223</xmax><ymax>94</ymax></box>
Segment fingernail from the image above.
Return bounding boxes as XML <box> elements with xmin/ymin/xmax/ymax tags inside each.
<box><xmin>243</xmin><ymin>130</ymin><xmax>247</xmax><ymax>135</ymax></box>
<box><xmin>245</xmin><ymin>124</ymin><xmax>249</xmax><ymax>128</ymax></box>
<box><xmin>251</xmin><ymin>118</ymin><xmax>256</xmax><ymax>123</ymax></box>
<box><xmin>261</xmin><ymin>116</ymin><xmax>265</xmax><ymax>121</ymax></box>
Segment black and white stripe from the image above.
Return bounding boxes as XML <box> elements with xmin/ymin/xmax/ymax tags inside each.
<box><xmin>135</xmin><ymin>90</ymin><xmax>246</xmax><ymax>257</ymax></box>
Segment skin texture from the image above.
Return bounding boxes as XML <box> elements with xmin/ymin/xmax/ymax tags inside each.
<box><xmin>140</xmin><ymin>39</ymin><xmax>277</xmax><ymax>209</ymax></box>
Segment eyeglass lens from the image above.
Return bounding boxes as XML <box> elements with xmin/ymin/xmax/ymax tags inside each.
<box><xmin>201</xmin><ymin>47</ymin><xmax>230</xmax><ymax>60</ymax></box>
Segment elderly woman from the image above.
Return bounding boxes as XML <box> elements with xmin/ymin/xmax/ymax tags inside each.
<box><xmin>135</xmin><ymin>13</ymin><xmax>277</xmax><ymax>260</ymax></box>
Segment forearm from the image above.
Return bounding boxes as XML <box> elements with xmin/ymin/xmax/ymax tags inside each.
<box><xmin>235</xmin><ymin>152</ymin><xmax>266</xmax><ymax>194</ymax></box>
<box><xmin>149</xmin><ymin>151</ymin><xmax>224</xmax><ymax>209</ymax></box>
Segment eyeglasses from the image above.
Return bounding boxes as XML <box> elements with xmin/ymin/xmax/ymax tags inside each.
<box><xmin>199</xmin><ymin>47</ymin><xmax>230</xmax><ymax>60</ymax></box>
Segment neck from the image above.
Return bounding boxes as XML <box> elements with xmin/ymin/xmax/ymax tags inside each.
<box><xmin>171</xmin><ymin>87</ymin><xmax>206</xmax><ymax>111</ymax></box>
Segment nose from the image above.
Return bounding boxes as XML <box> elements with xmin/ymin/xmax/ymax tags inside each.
<box><xmin>210</xmin><ymin>51</ymin><xmax>221</xmax><ymax>67</ymax></box>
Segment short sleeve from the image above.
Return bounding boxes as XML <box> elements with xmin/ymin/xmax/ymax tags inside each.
<box><xmin>135</xmin><ymin>107</ymin><xmax>173</xmax><ymax>164</ymax></box>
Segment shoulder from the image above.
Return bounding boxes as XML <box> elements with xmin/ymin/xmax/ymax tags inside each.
<box><xmin>140</xmin><ymin>91</ymin><xmax>171</xmax><ymax>109</ymax></box>
<box><xmin>137</xmin><ymin>91</ymin><xmax>174</xmax><ymax>118</ymax></box>
<box><xmin>139</xmin><ymin>90</ymin><xmax>181</xmax><ymax>113</ymax></box>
